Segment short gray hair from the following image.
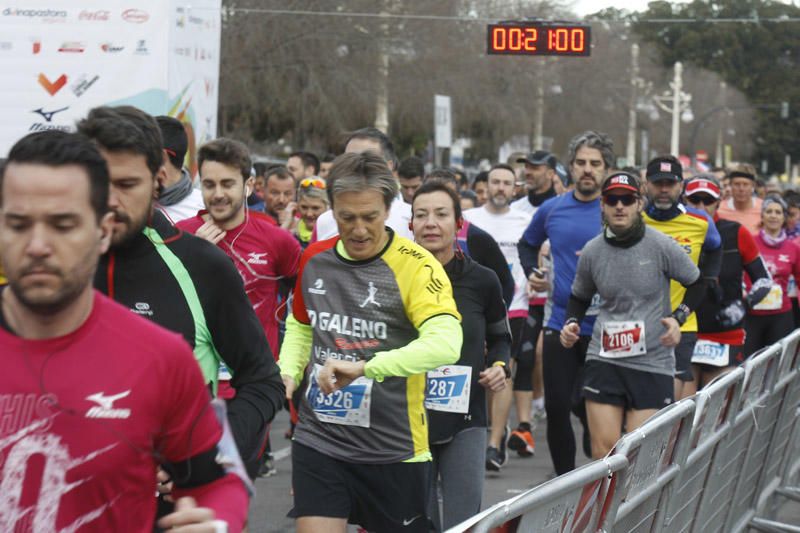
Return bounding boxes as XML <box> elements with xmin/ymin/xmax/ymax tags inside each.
<box><xmin>567</xmin><ymin>130</ymin><xmax>615</xmax><ymax>170</ymax></box>
<box><xmin>327</xmin><ymin>152</ymin><xmax>398</xmax><ymax>210</ymax></box>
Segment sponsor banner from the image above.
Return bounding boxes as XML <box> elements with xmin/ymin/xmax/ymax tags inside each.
<box><xmin>0</xmin><ymin>0</ymin><xmax>220</xmax><ymax>166</ymax></box>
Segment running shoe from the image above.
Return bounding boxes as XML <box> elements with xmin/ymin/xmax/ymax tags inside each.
<box><xmin>485</xmin><ymin>446</ymin><xmax>504</xmax><ymax>471</ymax></box>
<box><xmin>258</xmin><ymin>453</ymin><xmax>277</xmax><ymax>477</ymax></box>
<box><xmin>507</xmin><ymin>423</ymin><xmax>535</xmax><ymax>457</ymax></box>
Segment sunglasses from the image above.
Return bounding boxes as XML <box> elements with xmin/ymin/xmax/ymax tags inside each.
<box><xmin>686</xmin><ymin>194</ymin><xmax>717</xmax><ymax>206</ymax></box>
<box><xmin>602</xmin><ymin>194</ymin><xmax>638</xmax><ymax>207</ymax></box>
<box><xmin>299</xmin><ymin>178</ymin><xmax>326</xmax><ymax>189</ymax></box>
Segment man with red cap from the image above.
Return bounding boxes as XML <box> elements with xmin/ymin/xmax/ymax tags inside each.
<box><xmin>560</xmin><ymin>171</ymin><xmax>701</xmax><ymax>460</ymax></box>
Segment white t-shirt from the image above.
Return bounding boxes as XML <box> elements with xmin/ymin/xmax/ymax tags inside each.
<box><xmin>314</xmin><ymin>195</ymin><xmax>413</xmax><ymax>241</ymax></box>
<box><xmin>159</xmin><ymin>188</ymin><xmax>205</xmax><ymax>224</ymax></box>
<box><xmin>463</xmin><ymin>206</ymin><xmax>532</xmax><ymax>317</ymax></box>
<box><xmin>511</xmin><ymin>196</ymin><xmax>535</xmax><ymax>216</ymax></box>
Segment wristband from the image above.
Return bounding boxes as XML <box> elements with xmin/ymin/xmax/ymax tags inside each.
<box><xmin>670</xmin><ymin>304</ymin><xmax>690</xmax><ymax>326</ymax></box>
<box><xmin>565</xmin><ymin>318</ymin><xmax>579</xmax><ymax>327</ymax></box>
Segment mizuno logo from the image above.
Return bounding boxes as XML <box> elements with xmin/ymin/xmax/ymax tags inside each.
<box><xmin>86</xmin><ymin>390</ymin><xmax>131</xmax><ymax>419</ymax></box>
<box><xmin>31</xmin><ymin>106</ymin><xmax>68</xmax><ymax>122</ymax></box>
<box><xmin>247</xmin><ymin>252</ymin><xmax>268</xmax><ymax>265</ymax></box>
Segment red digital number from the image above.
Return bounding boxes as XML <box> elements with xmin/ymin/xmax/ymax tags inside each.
<box><xmin>571</xmin><ymin>29</ymin><xmax>585</xmax><ymax>52</ymax></box>
<box><xmin>548</xmin><ymin>28</ymin><xmax>586</xmax><ymax>52</ymax></box>
<box><xmin>524</xmin><ymin>28</ymin><xmax>538</xmax><ymax>51</ymax></box>
<box><xmin>549</xmin><ymin>28</ymin><xmax>569</xmax><ymax>52</ymax></box>
<box><xmin>492</xmin><ymin>27</ymin><xmax>506</xmax><ymax>50</ymax></box>
<box><xmin>488</xmin><ymin>24</ymin><xmax>589</xmax><ymax>56</ymax></box>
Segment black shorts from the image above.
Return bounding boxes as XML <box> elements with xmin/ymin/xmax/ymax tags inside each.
<box><xmin>582</xmin><ymin>359</ymin><xmax>674</xmax><ymax>411</ymax></box>
<box><xmin>692</xmin><ymin>342</ymin><xmax>746</xmax><ymax>370</ymax></box>
<box><xmin>290</xmin><ymin>441</ymin><xmax>431</xmax><ymax>532</ymax></box>
<box><xmin>674</xmin><ymin>332</ymin><xmax>697</xmax><ymax>382</ymax></box>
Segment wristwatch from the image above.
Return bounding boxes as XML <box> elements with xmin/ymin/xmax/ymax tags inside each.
<box><xmin>492</xmin><ymin>361</ymin><xmax>512</xmax><ymax>379</ymax></box>
<box><xmin>670</xmin><ymin>304</ymin><xmax>690</xmax><ymax>326</ymax></box>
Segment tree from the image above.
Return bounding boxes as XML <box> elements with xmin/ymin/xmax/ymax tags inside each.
<box><xmin>630</xmin><ymin>0</ymin><xmax>800</xmax><ymax>171</ymax></box>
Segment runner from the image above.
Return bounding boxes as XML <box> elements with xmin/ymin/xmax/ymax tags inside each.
<box><xmin>463</xmin><ymin>164</ymin><xmax>534</xmax><ymax>469</ymax></box>
<box><xmin>278</xmin><ymin>151</ymin><xmax>462</xmax><ymax>533</ymax></box>
<box><xmin>0</xmin><ymin>130</ymin><xmax>248</xmax><ymax>531</ymax></box>
<box><xmin>78</xmin><ymin>106</ymin><xmax>284</xmax><ymax>480</ymax></box>
<box><xmin>313</xmin><ymin>127</ymin><xmax>412</xmax><ymax>241</ymax></box>
<box><xmin>411</xmin><ymin>180</ymin><xmax>511</xmax><ymax>530</ymax></box>
<box><xmin>518</xmin><ymin>130</ymin><xmax>613</xmax><ymax>475</ymax></box>
<box><xmin>424</xmin><ymin>168</ymin><xmax>514</xmax><ymax>307</ymax></box>
<box><xmin>154</xmin><ymin>115</ymin><xmax>204</xmax><ymax>223</ymax></box>
<box><xmin>744</xmin><ymin>195</ymin><xmax>800</xmax><ymax>356</ymax></box>
<box><xmin>642</xmin><ymin>155</ymin><xmax>722</xmax><ymax>400</ymax></box>
<box><xmin>294</xmin><ymin>177</ymin><xmax>330</xmax><ymax>248</ymax></box>
<box><xmin>683</xmin><ymin>175</ymin><xmax>771</xmax><ymax>389</ymax></box>
<box><xmin>717</xmin><ymin>163</ymin><xmax>763</xmax><ymax>234</ymax></box>
<box><xmin>176</xmin><ymin>137</ymin><xmax>301</xmax><ymax>358</ymax></box>
<box><xmin>560</xmin><ymin>171</ymin><xmax>701</xmax><ymax>458</ymax></box>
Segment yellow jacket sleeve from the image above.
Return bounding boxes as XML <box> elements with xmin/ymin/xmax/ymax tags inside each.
<box><xmin>277</xmin><ymin>314</ymin><xmax>313</xmax><ymax>384</ymax></box>
<box><xmin>364</xmin><ymin>314</ymin><xmax>462</xmax><ymax>381</ymax></box>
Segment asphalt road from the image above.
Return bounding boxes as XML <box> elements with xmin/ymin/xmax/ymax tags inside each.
<box><xmin>247</xmin><ymin>409</ymin><xmax>799</xmax><ymax>532</ymax></box>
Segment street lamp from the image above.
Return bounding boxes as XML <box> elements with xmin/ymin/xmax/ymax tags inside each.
<box><xmin>652</xmin><ymin>62</ymin><xmax>693</xmax><ymax>156</ymax></box>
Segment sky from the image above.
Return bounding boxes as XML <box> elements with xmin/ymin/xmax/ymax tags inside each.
<box><xmin>570</xmin><ymin>0</ymin><xmax>683</xmax><ymax>16</ymax></box>
<box><xmin>571</xmin><ymin>0</ymin><xmax>793</xmax><ymax>15</ymax></box>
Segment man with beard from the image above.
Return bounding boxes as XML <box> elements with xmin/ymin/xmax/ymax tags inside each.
<box><xmin>0</xmin><ymin>130</ymin><xmax>248</xmax><ymax>531</ymax></box>
<box><xmin>176</xmin><ymin>138</ymin><xmax>301</xmax><ymax>359</ymax></box>
<box><xmin>80</xmin><ymin>106</ymin><xmax>284</xmax><ymax>481</ymax></box>
<box><xmin>518</xmin><ymin>131</ymin><xmax>613</xmax><ymax>475</ymax></box>
<box><xmin>463</xmin><ymin>164</ymin><xmax>532</xmax><ymax>470</ymax></box>
<box><xmin>511</xmin><ymin>150</ymin><xmax>558</xmax><ymax>216</ymax></box>
<box><xmin>642</xmin><ymin>155</ymin><xmax>721</xmax><ymax>400</ymax></box>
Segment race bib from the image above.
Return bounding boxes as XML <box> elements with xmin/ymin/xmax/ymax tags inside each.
<box><xmin>586</xmin><ymin>294</ymin><xmax>601</xmax><ymax>317</ymax></box>
<box><xmin>691</xmin><ymin>340</ymin><xmax>730</xmax><ymax>367</ymax></box>
<box><xmin>218</xmin><ymin>362</ymin><xmax>232</xmax><ymax>381</ymax></box>
<box><xmin>306</xmin><ymin>364</ymin><xmax>373</xmax><ymax>427</ymax></box>
<box><xmin>600</xmin><ymin>321</ymin><xmax>646</xmax><ymax>358</ymax></box>
<box><xmin>753</xmin><ymin>284</ymin><xmax>783</xmax><ymax>311</ymax></box>
<box><xmin>425</xmin><ymin>365</ymin><xmax>472</xmax><ymax>413</ymax></box>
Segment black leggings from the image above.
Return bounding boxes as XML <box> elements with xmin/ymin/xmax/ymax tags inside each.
<box><xmin>513</xmin><ymin>305</ymin><xmax>543</xmax><ymax>392</ymax></box>
<box><xmin>744</xmin><ymin>311</ymin><xmax>795</xmax><ymax>357</ymax></box>
<box><xmin>542</xmin><ymin>328</ymin><xmax>590</xmax><ymax>475</ymax></box>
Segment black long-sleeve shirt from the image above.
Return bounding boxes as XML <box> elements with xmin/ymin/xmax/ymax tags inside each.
<box><xmin>428</xmin><ymin>254</ymin><xmax>511</xmax><ymax>444</ymax></box>
<box><xmin>94</xmin><ymin>210</ymin><xmax>284</xmax><ymax>477</ymax></box>
<box><xmin>462</xmin><ymin>222</ymin><xmax>515</xmax><ymax>308</ymax></box>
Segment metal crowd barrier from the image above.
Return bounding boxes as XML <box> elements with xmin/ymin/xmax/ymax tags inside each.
<box><xmin>450</xmin><ymin>329</ymin><xmax>800</xmax><ymax>533</ymax></box>
<box><xmin>450</xmin><ymin>455</ymin><xmax>628</xmax><ymax>533</ymax></box>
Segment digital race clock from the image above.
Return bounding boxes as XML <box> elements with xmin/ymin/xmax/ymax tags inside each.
<box><xmin>487</xmin><ymin>22</ymin><xmax>591</xmax><ymax>57</ymax></box>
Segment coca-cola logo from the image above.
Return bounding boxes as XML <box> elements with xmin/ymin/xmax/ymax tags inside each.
<box><xmin>79</xmin><ymin>10</ymin><xmax>109</xmax><ymax>21</ymax></box>
<box><xmin>121</xmin><ymin>9</ymin><xmax>148</xmax><ymax>23</ymax></box>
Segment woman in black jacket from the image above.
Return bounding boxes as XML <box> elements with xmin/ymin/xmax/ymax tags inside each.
<box><xmin>411</xmin><ymin>180</ymin><xmax>512</xmax><ymax>531</ymax></box>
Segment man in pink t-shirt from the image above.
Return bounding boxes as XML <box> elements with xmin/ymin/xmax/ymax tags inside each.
<box><xmin>0</xmin><ymin>130</ymin><xmax>248</xmax><ymax>531</ymax></box>
<box><xmin>177</xmin><ymin>138</ymin><xmax>301</xmax><ymax>359</ymax></box>
<box><xmin>717</xmin><ymin>165</ymin><xmax>763</xmax><ymax>234</ymax></box>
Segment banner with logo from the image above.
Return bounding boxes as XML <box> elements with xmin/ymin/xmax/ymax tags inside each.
<box><xmin>0</xmin><ymin>1</ymin><xmax>220</xmax><ymax>164</ymax></box>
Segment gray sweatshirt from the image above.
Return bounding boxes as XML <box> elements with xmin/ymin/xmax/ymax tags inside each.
<box><xmin>572</xmin><ymin>225</ymin><xmax>700</xmax><ymax>375</ymax></box>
